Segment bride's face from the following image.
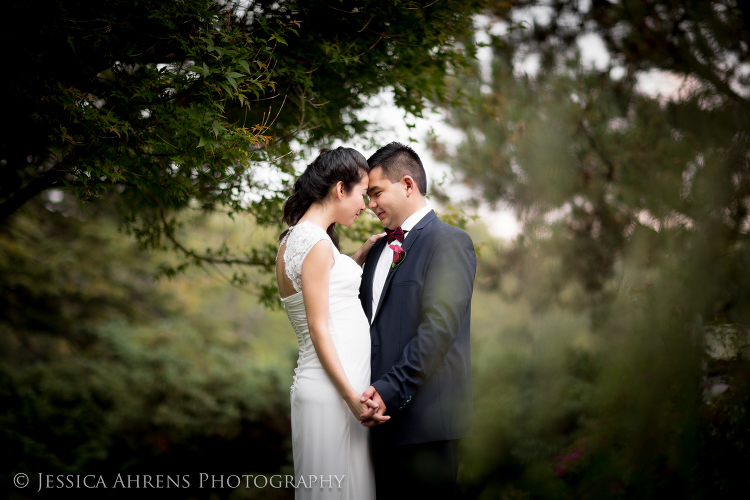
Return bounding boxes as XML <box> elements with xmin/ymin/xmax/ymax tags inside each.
<box><xmin>334</xmin><ymin>174</ymin><xmax>369</xmax><ymax>226</ymax></box>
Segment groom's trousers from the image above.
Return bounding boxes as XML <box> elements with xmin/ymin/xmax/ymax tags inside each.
<box><xmin>373</xmin><ymin>439</ymin><xmax>460</xmax><ymax>500</ymax></box>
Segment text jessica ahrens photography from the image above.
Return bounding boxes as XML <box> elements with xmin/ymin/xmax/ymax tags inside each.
<box><xmin>25</xmin><ymin>473</ymin><xmax>345</xmax><ymax>492</ymax></box>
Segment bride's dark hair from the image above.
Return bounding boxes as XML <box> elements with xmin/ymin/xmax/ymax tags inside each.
<box><xmin>280</xmin><ymin>147</ymin><xmax>368</xmax><ymax>249</ymax></box>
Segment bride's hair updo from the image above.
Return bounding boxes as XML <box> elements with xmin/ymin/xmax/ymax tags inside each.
<box><xmin>280</xmin><ymin>147</ymin><xmax>368</xmax><ymax>249</ymax></box>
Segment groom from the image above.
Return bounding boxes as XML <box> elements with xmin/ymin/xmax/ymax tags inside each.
<box><xmin>358</xmin><ymin>142</ymin><xmax>476</xmax><ymax>499</ymax></box>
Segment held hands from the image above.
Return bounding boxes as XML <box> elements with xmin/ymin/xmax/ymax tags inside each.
<box><xmin>351</xmin><ymin>232</ymin><xmax>387</xmax><ymax>266</ymax></box>
<box><xmin>359</xmin><ymin>385</ymin><xmax>389</xmax><ymax>427</ymax></box>
<box><xmin>345</xmin><ymin>389</ymin><xmax>380</xmax><ymax>422</ymax></box>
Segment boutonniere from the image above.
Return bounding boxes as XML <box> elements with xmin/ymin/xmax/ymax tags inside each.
<box><xmin>390</xmin><ymin>245</ymin><xmax>407</xmax><ymax>268</ymax></box>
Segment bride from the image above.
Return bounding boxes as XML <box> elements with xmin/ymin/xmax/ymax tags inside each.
<box><xmin>275</xmin><ymin>147</ymin><xmax>387</xmax><ymax>499</ymax></box>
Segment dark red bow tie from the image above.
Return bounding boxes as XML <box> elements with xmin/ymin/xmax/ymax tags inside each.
<box><xmin>385</xmin><ymin>226</ymin><xmax>406</xmax><ymax>244</ymax></box>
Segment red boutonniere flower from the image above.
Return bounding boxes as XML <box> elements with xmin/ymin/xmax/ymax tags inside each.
<box><xmin>390</xmin><ymin>244</ymin><xmax>406</xmax><ymax>268</ymax></box>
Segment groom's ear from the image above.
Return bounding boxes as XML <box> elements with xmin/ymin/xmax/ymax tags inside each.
<box><xmin>402</xmin><ymin>175</ymin><xmax>416</xmax><ymax>196</ymax></box>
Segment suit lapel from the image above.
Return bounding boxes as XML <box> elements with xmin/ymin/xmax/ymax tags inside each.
<box><xmin>372</xmin><ymin>211</ymin><xmax>436</xmax><ymax>320</ymax></box>
<box><xmin>362</xmin><ymin>236</ymin><xmax>386</xmax><ymax>322</ymax></box>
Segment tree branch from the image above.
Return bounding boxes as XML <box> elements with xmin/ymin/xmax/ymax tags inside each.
<box><xmin>316</xmin><ymin>0</ymin><xmax>363</xmax><ymax>14</ymax></box>
<box><xmin>0</xmin><ymin>165</ymin><xmax>67</xmax><ymax>222</ymax></box>
<box><xmin>146</xmin><ymin>191</ymin><xmax>273</xmax><ymax>267</ymax></box>
<box><xmin>578</xmin><ymin>119</ymin><xmax>616</xmax><ymax>182</ymax></box>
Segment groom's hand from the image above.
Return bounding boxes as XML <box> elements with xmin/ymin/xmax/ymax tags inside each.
<box><xmin>360</xmin><ymin>386</ymin><xmax>389</xmax><ymax>427</ymax></box>
<box><xmin>358</xmin><ymin>397</ymin><xmax>379</xmax><ymax>421</ymax></box>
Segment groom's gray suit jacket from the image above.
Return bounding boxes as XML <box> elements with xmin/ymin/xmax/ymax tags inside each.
<box><xmin>359</xmin><ymin>210</ymin><xmax>475</xmax><ymax>446</ymax></box>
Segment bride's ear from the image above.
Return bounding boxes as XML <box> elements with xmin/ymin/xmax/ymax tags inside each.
<box><xmin>334</xmin><ymin>181</ymin><xmax>345</xmax><ymax>200</ymax></box>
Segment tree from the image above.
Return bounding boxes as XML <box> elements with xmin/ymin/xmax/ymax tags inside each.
<box><xmin>1</xmin><ymin>0</ymin><xmax>485</xmax><ymax>300</ymax></box>
<box><xmin>430</xmin><ymin>1</ymin><xmax>750</xmax><ymax>497</ymax></box>
<box><xmin>434</xmin><ymin>0</ymin><xmax>750</xmax><ymax>314</ymax></box>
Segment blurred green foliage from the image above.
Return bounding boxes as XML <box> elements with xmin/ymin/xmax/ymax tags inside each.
<box><xmin>432</xmin><ymin>1</ymin><xmax>750</xmax><ymax>498</ymax></box>
<box><xmin>0</xmin><ymin>197</ymin><xmax>298</xmax><ymax>499</ymax></box>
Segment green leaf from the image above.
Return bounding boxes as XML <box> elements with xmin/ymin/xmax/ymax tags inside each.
<box><xmin>270</xmin><ymin>34</ymin><xmax>287</xmax><ymax>46</ymax></box>
<box><xmin>187</xmin><ymin>66</ymin><xmax>205</xmax><ymax>76</ymax></box>
<box><xmin>218</xmin><ymin>82</ymin><xmax>232</xmax><ymax>95</ymax></box>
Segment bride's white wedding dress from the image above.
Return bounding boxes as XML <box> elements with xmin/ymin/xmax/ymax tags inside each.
<box><xmin>278</xmin><ymin>221</ymin><xmax>376</xmax><ymax>500</ymax></box>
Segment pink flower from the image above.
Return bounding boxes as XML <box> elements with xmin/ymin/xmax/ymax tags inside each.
<box><xmin>390</xmin><ymin>244</ymin><xmax>406</xmax><ymax>266</ymax></box>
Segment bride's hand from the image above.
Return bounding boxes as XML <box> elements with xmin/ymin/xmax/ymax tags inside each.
<box><xmin>351</xmin><ymin>232</ymin><xmax>387</xmax><ymax>266</ymax></box>
<box><xmin>345</xmin><ymin>391</ymin><xmax>380</xmax><ymax>421</ymax></box>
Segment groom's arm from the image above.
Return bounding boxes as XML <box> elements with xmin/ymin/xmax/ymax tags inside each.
<box><xmin>371</xmin><ymin>227</ymin><xmax>476</xmax><ymax>413</ymax></box>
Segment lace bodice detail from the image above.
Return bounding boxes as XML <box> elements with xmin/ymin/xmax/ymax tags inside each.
<box><xmin>277</xmin><ymin>221</ymin><xmax>336</xmax><ymax>293</ymax></box>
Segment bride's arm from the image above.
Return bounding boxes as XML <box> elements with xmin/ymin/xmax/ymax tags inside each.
<box><xmin>351</xmin><ymin>232</ymin><xmax>386</xmax><ymax>266</ymax></box>
<box><xmin>302</xmin><ymin>241</ymin><xmax>383</xmax><ymax>421</ymax></box>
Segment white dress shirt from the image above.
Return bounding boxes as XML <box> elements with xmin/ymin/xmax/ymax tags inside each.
<box><xmin>371</xmin><ymin>204</ymin><xmax>432</xmax><ymax>322</ymax></box>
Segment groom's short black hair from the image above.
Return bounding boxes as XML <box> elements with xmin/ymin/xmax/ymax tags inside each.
<box><xmin>367</xmin><ymin>142</ymin><xmax>427</xmax><ymax>195</ymax></box>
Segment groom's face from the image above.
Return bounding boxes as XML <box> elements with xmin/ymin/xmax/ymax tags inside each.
<box><xmin>367</xmin><ymin>166</ymin><xmax>408</xmax><ymax>230</ymax></box>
